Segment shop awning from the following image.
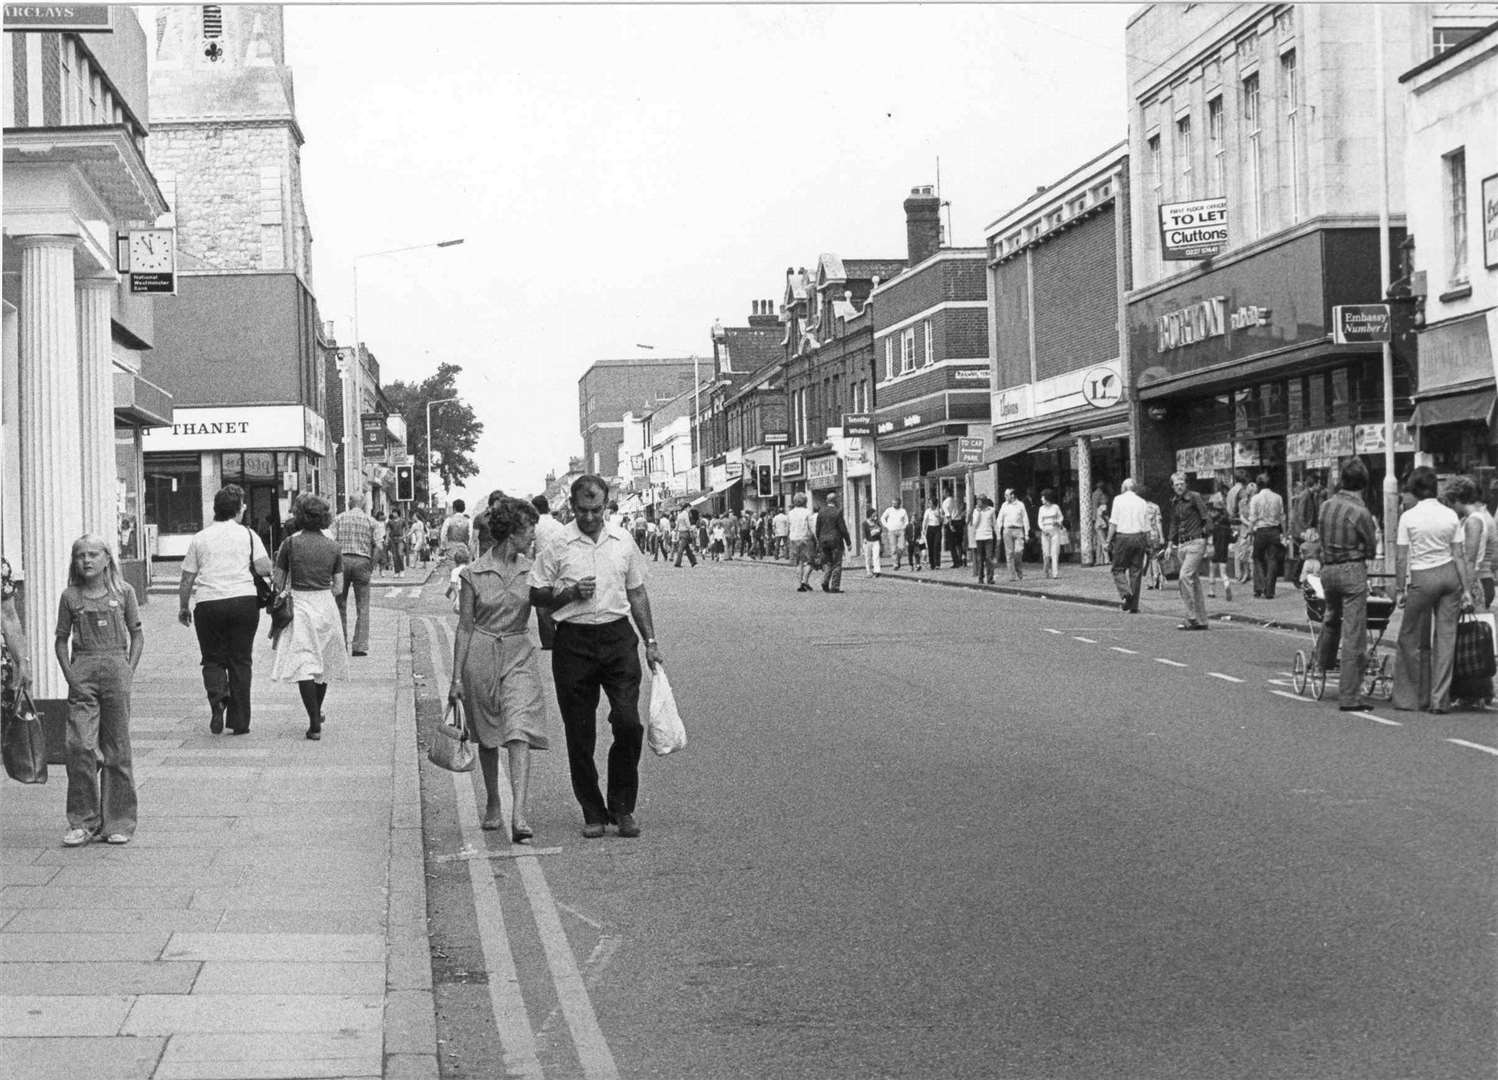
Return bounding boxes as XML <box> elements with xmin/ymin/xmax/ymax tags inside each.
<box><xmin>928</xmin><ymin>460</ymin><xmax>981</xmax><ymax>479</ymax></box>
<box><xmin>1409</xmin><ymin>388</ymin><xmax>1495</xmax><ymax>430</ymax></box>
<box><xmin>982</xmin><ymin>430</ymin><xmax>1054</xmax><ymax>464</ymax></box>
<box><xmin>689</xmin><ymin>475</ymin><xmax>741</xmax><ymax>506</ymax></box>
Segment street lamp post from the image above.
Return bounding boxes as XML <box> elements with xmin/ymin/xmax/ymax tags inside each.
<box><xmin>346</xmin><ymin>237</ymin><xmax>464</xmax><ymax>510</ymax></box>
<box><xmin>426</xmin><ymin>396</ymin><xmax>460</xmax><ymax>512</ymax></box>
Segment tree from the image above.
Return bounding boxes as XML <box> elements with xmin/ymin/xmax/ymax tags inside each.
<box><xmin>384</xmin><ymin>362</ymin><xmax>483</xmax><ymax>508</ymax></box>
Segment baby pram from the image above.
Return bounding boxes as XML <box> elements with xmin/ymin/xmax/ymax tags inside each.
<box><xmin>1291</xmin><ymin>572</ymin><xmax>1397</xmax><ymax>700</ymax></box>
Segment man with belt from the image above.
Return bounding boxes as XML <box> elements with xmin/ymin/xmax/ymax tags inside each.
<box><xmin>530</xmin><ymin>474</ymin><xmax>662</xmax><ymax>839</ymax></box>
<box><xmin>332</xmin><ymin>492</ymin><xmax>377</xmax><ymax>656</ymax></box>
<box><xmin>1106</xmin><ymin>477</ymin><xmax>1152</xmax><ymax>613</ymax></box>
<box><xmin>1315</xmin><ymin>458</ymin><xmax>1380</xmax><ymax>712</ymax></box>
<box><xmin>1166</xmin><ymin>471</ymin><xmax>1213</xmax><ymax>630</ymax></box>
<box><xmin>1246</xmin><ymin>472</ymin><xmax>1288</xmax><ymax>599</ymax></box>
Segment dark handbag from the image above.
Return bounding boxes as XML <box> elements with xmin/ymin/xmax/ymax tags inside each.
<box><xmin>266</xmin><ymin>537</ymin><xmax>293</xmax><ymax>640</ymax></box>
<box><xmin>2</xmin><ymin>683</ymin><xmax>48</xmax><ymax>784</ymax></box>
<box><xmin>1454</xmin><ymin>612</ymin><xmax>1497</xmax><ymax>681</ymax></box>
<box><xmin>247</xmin><ymin>526</ymin><xmax>274</xmax><ymax>609</ymax></box>
<box><xmin>1158</xmin><ymin>548</ymin><xmax>1182</xmax><ymax>581</ymax></box>
<box><xmin>536</xmin><ymin>608</ymin><xmax>556</xmax><ymax>650</ymax></box>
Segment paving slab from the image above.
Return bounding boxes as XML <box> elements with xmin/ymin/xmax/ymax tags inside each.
<box><xmin>44</xmin><ymin>864</ymin><xmax>244</xmax><ymax>889</ymax></box>
<box><xmin>121</xmin><ymin>992</ymin><xmax>383</xmax><ymax>1034</ymax></box>
<box><xmin>0</xmin><ymin>994</ymin><xmax>134</xmax><ymax>1035</ymax></box>
<box><xmin>0</xmin><ymin>1035</ymin><xmax>166</xmax><ymax>1079</ymax></box>
<box><xmin>192</xmin><ymin>960</ymin><xmax>386</xmax><ymax>995</ymax></box>
<box><xmin>0</xmin><ymin>886</ymin><xmax>195</xmax><ymax>910</ymax></box>
<box><xmin>163</xmin><ymin>932</ymin><xmax>384</xmax><ymax>963</ymax></box>
<box><xmin>0</xmin><ymin>931</ymin><xmax>169</xmax><ymax>961</ymax></box>
<box><xmin>212</xmin><ymin>909</ymin><xmax>387</xmax><ymax>936</ymax></box>
<box><xmin>30</xmin><ymin>846</ymin><xmax>218</xmax><ymax>867</ymax></box>
<box><xmin>0</xmin><ymin>960</ymin><xmax>200</xmax><ymax>995</ymax></box>
<box><xmin>187</xmin><ymin>886</ymin><xmax>387</xmax><ymax>913</ymax></box>
<box><xmin>155</xmin><ymin>1030</ymin><xmax>381</xmax><ymax>1079</ymax></box>
<box><xmin>3</xmin><ymin>865</ymin><xmax>59</xmax><ymax>886</ymax></box>
<box><xmin>1</xmin><ymin>908</ymin><xmax>225</xmax><ymax>934</ymax></box>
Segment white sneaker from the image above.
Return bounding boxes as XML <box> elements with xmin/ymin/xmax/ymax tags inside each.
<box><xmin>62</xmin><ymin>827</ymin><xmax>94</xmax><ymax>847</ymax></box>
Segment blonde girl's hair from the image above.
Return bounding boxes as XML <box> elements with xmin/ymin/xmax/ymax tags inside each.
<box><xmin>67</xmin><ymin>533</ymin><xmax>124</xmax><ymax>594</ymax></box>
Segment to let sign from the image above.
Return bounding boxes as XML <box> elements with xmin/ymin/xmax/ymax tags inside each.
<box><xmin>1159</xmin><ymin>197</ymin><xmax>1228</xmax><ymax>261</ymax></box>
<box><xmin>1331</xmin><ymin>304</ymin><xmax>1391</xmax><ymax>345</ymax></box>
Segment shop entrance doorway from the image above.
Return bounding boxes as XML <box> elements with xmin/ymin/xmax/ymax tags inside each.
<box><xmin>246</xmin><ymin>483</ymin><xmax>281</xmax><ymax>553</ymax></box>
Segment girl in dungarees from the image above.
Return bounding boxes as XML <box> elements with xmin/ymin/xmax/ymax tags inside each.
<box><xmin>54</xmin><ymin>535</ymin><xmax>144</xmax><ymax>847</ymax></box>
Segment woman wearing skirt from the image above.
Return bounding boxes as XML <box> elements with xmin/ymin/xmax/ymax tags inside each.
<box><xmin>270</xmin><ymin>495</ymin><xmax>348</xmax><ymax>740</ymax></box>
<box><xmin>449</xmin><ymin>497</ymin><xmax>548</xmax><ymax>841</ymax></box>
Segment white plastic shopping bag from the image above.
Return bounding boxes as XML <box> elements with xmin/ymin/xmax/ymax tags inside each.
<box><xmin>647</xmin><ymin>665</ymin><xmax>687</xmax><ymax>756</ymax></box>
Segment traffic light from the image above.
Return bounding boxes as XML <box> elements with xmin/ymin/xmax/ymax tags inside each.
<box><xmin>756</xmin><ymin>464</ymin><xmax>773</xmax><ymax>497</ymax></box>
<box><xmin>395</xmin><ymin>465</ymin><xmax>414</xmax><ymax>502</ymax></box>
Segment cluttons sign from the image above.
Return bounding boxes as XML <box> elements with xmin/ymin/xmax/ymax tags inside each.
<box><xmin>1158</xmin><ymin>197</ymin><xmax>1229</xmax><ymax>261</ymax></box>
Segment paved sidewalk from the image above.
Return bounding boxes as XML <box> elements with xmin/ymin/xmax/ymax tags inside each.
<box><xmin>0</xmin><ymin>597</ymin><xmax>434</xmax><ymax>1080</ymax></box>
<box><xmin>718</xmin><ymin>551</ymin><xmax>1406</xmax><ymax>637</ymax></box>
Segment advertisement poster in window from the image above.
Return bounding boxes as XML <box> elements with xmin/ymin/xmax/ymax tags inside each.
<box><xmin>1484</xmin><ymin>173</ymin><xmax>1498</xmax><ymax>270</ymax></box>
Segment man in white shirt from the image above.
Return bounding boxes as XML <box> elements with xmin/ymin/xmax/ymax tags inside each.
<box><xmin>995</xmin><ymin>489</ymin><xmax>1030</xmax><ymax>580</ymax></box>
<box><xmin>880</xmin><ymin>497</ymin><xmax>910</xmax><ymax>570</ymax></box>
<box><xmin>1106</xmin><ymin>478</ymin><xmax>1153</xmax><ymax>613</ymax></box>
<box><xmin>971</xmin><ymin>496</ymin><xmax>998</xmax><ymax>584</ymax></box>
<box><xmin>786</xmin><ymin>492</ymin><xmax>818</xmax><ymax>591</ymax></box>
<box><xmin>672</xmin><ymin>507</ymin><xmax>698</xmax><ymax>568</ymax></box>
<box><xmin>530</xmin><ymin>494</ymin><xmax>567</xmax><ymax>559</ymax></box>
<box><xmin>1245</xmin><ymin>472</ymin><xmax>1288</xmax><ymax>599</ymax></box>
<box><xmin>772</xmin><ymin>506</ymin><xmax>791</xmax><ymax>560</ymax></box>
<box><xmin>530</xmin><ymin>474</ymin><xmax>662</xmax><ymax>839</ymax></box>
<box><xmin>438</xmin><ymin>499</ymin><xmax>472</xmax><ymax>560</ymax></box>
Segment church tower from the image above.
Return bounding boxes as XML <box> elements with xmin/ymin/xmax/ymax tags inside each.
<box><xmin>148</xmin><ymin>4</ymin><xmax>313</xmax><ymax>284</ymax></box>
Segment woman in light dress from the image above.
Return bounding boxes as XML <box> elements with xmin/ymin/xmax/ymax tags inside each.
<box><xmin>449</xmin><ymin>497</ymin><xmax>549</xmax><ymax>841</ymax></box>
<box><xmin>269</xmin><ymin>495</ymin><xmax>348</xmax><ymax>741</ymax></box>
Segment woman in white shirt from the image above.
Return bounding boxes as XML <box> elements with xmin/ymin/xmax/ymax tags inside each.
<box><xmin>178</xmin><ymin>485</ymin><xmax>273</xmax><ymax>735</ymax></box>
<box><xmin>1392</xmin><ymin>466</ymin><xmax>1474</xmax><ymax>713</ymax></box>
<box><xmin>1037</xmin><ymin>489</ymin><xmax>1066</xmax><ymax>579</ymax></box>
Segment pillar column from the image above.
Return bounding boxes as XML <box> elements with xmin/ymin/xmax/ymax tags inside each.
<box><xmin>18</xmin><ymin>235</ymin><xmax>83</xmax><ymax>701</ymax></box>
<box><xmin>1076</xmin><ymin>435</ymin><xmax>1094</xmax><ymax>566</ymax></box>
<box><xmin>77</xmin><ymin>276</ymin><xmax>117</xmax><ymax>542</ymax></box>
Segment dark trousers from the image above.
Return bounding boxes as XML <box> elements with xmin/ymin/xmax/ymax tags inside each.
<box><xmin>946</xmin><ymin>521</ymin><xmax>966</xmax><ymax>566</ymax></box>
<box><xmin>674</xmin><ymin>534</ymin><xmax>697</xmax><ymax>567</ymax></box>
<box><xmin>1253</xmin><ymin>527</ymin><xmax>1284</xmax><ymax>598</ymax></box>
<box><xmin>551</xmin><ymin>619</ymin><xmax>644</xmax><ymax>824</ymax></box>
<box><xmin>1111</xmin><ymin>532</ymin><xmax>1149</xmax><ymax>610</ymax></box>
<box><xmin>820</xmin><ymin>541</ymin><xmax>845</xmax><ymax>590</ymax></box>
<box><xmin>975</xmin><ymin>538</ymin><xmax>997</xmax><ymax>583</ymax></box>
<box><xmin>1316</xmin><ymin>561</ymin><xmax>1369</xmax><ymax>707</ymax></box>
<box><xmin>925</xmin><ymin>525</ymin><xmax>943</xmax><ymax>568</ymax></box>
<box><xmin>193</xmin><ymin>595</ymin><xmax>260</xmax><ymax>732</ymax></box>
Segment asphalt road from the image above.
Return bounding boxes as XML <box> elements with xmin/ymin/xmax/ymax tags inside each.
<box><xmin>396</xmin><ymin>560</ymin><xmax>1497</xmax><ymax>1080</ymax></box>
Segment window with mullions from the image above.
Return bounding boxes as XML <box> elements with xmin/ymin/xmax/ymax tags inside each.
<box><xmin>900</xmin><ymin>327</ymin><xmax>916</xmax><ymax>373</ymax></box>
<box><xmin>1445</xmin><ymin>147</ymin><xmax>1468</xmax><ymax>286</ymax></box>
<box><xmin>1207</xmin><ymin>96</ymin><xmax>1225</xmax><ymax>197</ymax></box>
<box><xmin>1241</xmin><ymin>72</ymin><xmax>1263</xmax><ymax>239</ymax></box>
<box><xmin>144</xmin><ymin>454</ymin><xmax>203</xmax><ymax>535</ymax></box>
<box><xmin>1176</xmin><ymin>115</ymin><xmax>1193</xmax><ymax>199</ymax></box>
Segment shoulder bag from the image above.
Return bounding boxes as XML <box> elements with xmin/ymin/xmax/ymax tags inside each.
<box><xmin>247</xmin><ymin>526</ymin><xmax>275</xmax><ymax>609</ymax></box>
<box><xmin>266</xmin><ymin>536</ymin><xmax>294</xmax><ymax>640</ymax></box>
<box><xmin>1</xmin><ymin>682</ymin><xmax>47</xmax><ymax>784</ymax></box>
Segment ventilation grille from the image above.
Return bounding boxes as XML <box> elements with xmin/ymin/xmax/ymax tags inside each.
<box><xmin>202</xmin><ymin>6</ymin><xmax>223</xmax><ymax>39</ymax></box>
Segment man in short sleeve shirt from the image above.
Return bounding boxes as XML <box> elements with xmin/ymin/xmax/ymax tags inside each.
<box><xmin>530</xmin><ymin>475</ymin><xmax>662</xmax><ymax>839</ymax></box>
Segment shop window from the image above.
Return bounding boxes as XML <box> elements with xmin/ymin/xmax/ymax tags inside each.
<box><xmin>1286</xmin><ymin>376</ymin><xmax>1304</xmax><ymax>429</ymax></box>
<box><xmin>145</xmin><ymin>454</ymin><xmax>203</xmax><ymax>535</ymax></box>
<box><xmin>115</xmin><ymin>430</ymin><xmax>142</xmax><ymax>561</ymax></box>
<box><xmin>1330</xmin><ymin>367</ymin><xmax>1350</xmax><ymax>423</ymax></box>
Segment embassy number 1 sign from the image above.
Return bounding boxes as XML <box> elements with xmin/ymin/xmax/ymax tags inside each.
<box><xmin>1158</xmin><ymin>197</ymin><xmax>1228</xmax><ymax>261</ymax></box>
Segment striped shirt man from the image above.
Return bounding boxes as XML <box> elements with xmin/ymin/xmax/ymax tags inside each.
<box><xmin>1316</xmin><ymin>490</ymin><xmax>1377</xmax><ymax>565</ymax></box>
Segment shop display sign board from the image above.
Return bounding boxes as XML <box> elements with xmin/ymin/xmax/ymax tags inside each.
<box><xmin>1484</xmin><ymin>174</ymin><xmax>1498</xmax><ymax>270</ymax></box>
<box><xmin>1158</xmin><ymin>197</ymin><xmax>1228</xmax><ymax>261</ymax></box>
<box><xmin>4</xmin><ymin>5</ymin><xmax>112</xmax><ymax>31</ymax></box>
<box><xmin>1331</xmin><ymin>304</ymin><xmax>1391</xmax><ymax>345</ymax></box>
<box><xmin>1353</xmin><ymin>422</ymin><xmax>1415</xmax><ymax>454</ymax></box>
<box><xmin>958</xmin><ymin>437</ymin><xmax>984</xmax><ymax>463</ymax></box>
<box><xmin>763</xmin><ymin>431</ymin><xmax>789</xmax><ymax>445</ymax></box>
<box><xmin>361</xmin><ymin>414</ymin><xmax>387</xmax><ymax>459</ymax></box>
<box><xmin>842</xmin><ymin>413</ymin><xmax>873</xmax><ymax>438</ymax></box>
<box><xmin>1080</xmin><ymin>366</ymin><xmax>1123</xmax><ymax>408</ymax></box>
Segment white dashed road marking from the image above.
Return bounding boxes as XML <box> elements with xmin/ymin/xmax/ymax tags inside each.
<box><xmin>1447</xmin><ymin>738</ymin><xmax>1498</xmax><ymax>757</ymax></box>
<box><xmin>1208</xmin><ymin>672</ymin><xmax>1243</xmax><ymax>683</ymax></box>
<box><xmin>1352</xmin><ymin>712</ymin><xmax>1402</xmax><ymax>727</ymax></box>
<box><xmin>1271</xmin><ymin>690</ymin><xmax>1309</xmax><ymax>702</ymax></box>
<box><xmin>1110</xmin><ymin>646</ymin><xmax>1138</xmax><ymax>655</ymax></box>
<box><xmin>1043</xmin><ymin>628</ymin><xmax>1062</xmax><ymax>635</ymax></box>
<box><xmin>1073</xmin><ymin>636</ymin><xmax>1097</xmax><ymax>644</ymax></box>
<box><xmin>1155</xmin><ymin>658</ymin><xmax>1188</xmax><ymax>668</ymax></box>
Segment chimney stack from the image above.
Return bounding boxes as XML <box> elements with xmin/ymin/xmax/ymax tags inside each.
<box><xmin>748</xmin><ymin>298</ymin><xmax>778</xmax><ymax>328</ymax></box>
<box><xmin>904</xmin><ymin>185</ymin><xmax>942</xmax><ymax>266</ymax></box>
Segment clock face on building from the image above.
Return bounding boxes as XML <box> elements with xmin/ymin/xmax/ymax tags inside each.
<box><xmin>127</xmin><ymin>229</ymin><xmax>174</xmax><ymax>273</ymax></box>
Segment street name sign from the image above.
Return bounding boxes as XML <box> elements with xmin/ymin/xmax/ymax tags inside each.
<box><xmin>1331</xmin><ymin>304</ymin><xmax>1392</xmax><ymax>345</ymax></box>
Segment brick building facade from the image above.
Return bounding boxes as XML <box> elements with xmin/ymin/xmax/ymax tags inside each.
<box><xmin>578</xmin><ymin>356</ymin><xmax>699</xmax><ymax>485</ymax></box>
<box><xmin>985</xmin><ymin>142</ymin><xmax>1130</xmax><ymax>562</ymax></box>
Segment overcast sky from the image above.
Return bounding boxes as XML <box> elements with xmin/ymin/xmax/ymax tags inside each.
<box><xmin>287</xmin><ymin>2</ymin><xmax>1136</xmax><ymax>503</ymax></box>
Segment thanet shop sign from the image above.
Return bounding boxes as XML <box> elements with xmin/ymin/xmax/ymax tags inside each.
<box><xmin>1159</xmin><ymin>197</ymin><xmax>1228</xmax><ymax>261</ymax></box>
<box><xmin>143</xmin><ymin>406</ymin><xmax>325</xmax><ymax>453</ymax></box>
<box><xmin>3</xmin><ymin>4</ymin><xmax>112</xmax><ymax>31</ymax></box>
<box><xmin>1332</xmin><ymin>304</ymin><xmax>1392</xmax><ymax>345</ymax></box>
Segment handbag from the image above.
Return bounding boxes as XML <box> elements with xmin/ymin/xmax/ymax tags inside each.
<box><xmin>1056</xmin><ymin>527</ymin><xmax>1071</xmax><ymax>549</ymax></box>
<box><xmin>427</xmin><ymin>697</ymin><xmax>476</xmax><ymax>772</ymax></box>
<box><xmin>247</xmin><ymin>526</ymin><xmax>274</xmax><ymax>609</ymax></box>
<box><xmin>1158</xmin><ymin>548</ymin><xmax>1182</xmax><ymax>581</ymax></box>
<box><xmin>1454</xmin><ymin>612</ymin><xmax>1497</xmax><ymax>682</ymax></box>
<box><xmin>646</xmin><ymin>666</ymin><xmax>686</xmax><ymax>756</ymax></box>
<box><xmin>2</xmin><ymin>683</ymin><xmax>48</xmax><ymax>784</ymax></box>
